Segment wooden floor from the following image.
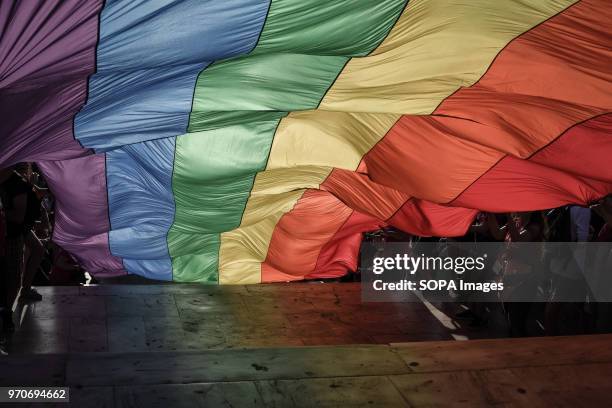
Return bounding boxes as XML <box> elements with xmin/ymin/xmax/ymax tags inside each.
<box><xmin>2</xmin><ymin>283</ymin><xmax>611</xmax><ymax>407</ymax></box>
<box><xmin>1</xmin><ymin>283</ymin><xmax>502</xmax><ymax>354</ymax></box>
<box><xmin>2</xmin><ymin>334</ymin><xmax>612</xmax><ymax>407</ymax></box>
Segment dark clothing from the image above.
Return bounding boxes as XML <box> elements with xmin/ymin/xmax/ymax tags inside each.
<box><xmin>0</xmin><ymin>206</ymin><xmax>5</xmax><ymax>257</ymax></box>
<box><xmin>0</xmin><ymin>207</ymin><xmax>5</xmax><ymax>309</ymax></box>
<box><xmin>1</xmin><ymin>174</ymin><xmax>39</xmax><ymax>238</ymax></box>
<box><xmin>0</xmin><ymin>255</ymin><xmax>6</xmax><ymax>310</ymax></box>
<box><xmin>596</xmin><ymin>224</ymin><xmax>612</xmax><ymax>242</ymax></box>
<box><xmin>3</xmin><ymin>234</ymin><xmax>23</xmax><ymax>310</ymax></box>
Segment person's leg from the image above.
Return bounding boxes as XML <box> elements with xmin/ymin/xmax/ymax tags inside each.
<box><xmin>504</xmin><ymin>272</ymin><xmax>542</xmax><ymax>336</ymax></box>
<box><xmin>20</xmin><ymin>230</ymin><xmax>44</xmax><ymax>300</ymax></box>
<box><xmin>2</xmin><ymin>236</ymin><xmax>24</xmax><ymax>331</ymax></box>
<box><xmin>545</xmin><ymin>274</ymin><xmax>590</xmax><ymax>335</ymax></box>
<box><xmin>0</xmin><ymin>255</ymin><xmax>8</xmax><ymax>331</ymax></box>
<box><xmin>0</xmin><ymin>256</ymin><xmax>7</xmax><ymax>307</ymax></box>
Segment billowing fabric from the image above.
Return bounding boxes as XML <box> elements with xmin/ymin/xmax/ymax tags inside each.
<box><xmin>0</xmin><ymin>0</ymin><xmax>99</xmax><ymax>165</ymax></box>
<box><xmin>37</xmin><ymin>156</ymin><xmax>124</xmax><ymax>276</ymax></box>
<box><xmin>91</xmin><ymin>0</ymin><xmax>270</xmax><ymax>280</ymax></box>
<box><xmin>1</xmin><ymin>0</ymin><xmax>610</xmax><ymax>284</ymax></box>
<box><xmin>106</xmin><ymin>139</ymin><xmax>176</xmax><ymax>280</ymax></box>
<box><xmin>75</xmin><ymin>0</ymin><xmax>270</xmax><ymax>151</ymax></box>
<box><xmin>0</xmin><ymin>0</ymin><xmax>124</xmax><ymax>275</ymax></box>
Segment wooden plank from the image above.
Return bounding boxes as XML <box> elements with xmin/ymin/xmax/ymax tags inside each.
<box><xmin>0</xmin><ymin>354</ymin><xmax>66</xmax><ymax>386</ymax></box>
<box><xmin>81</xmin><ymin>284</ymin><xmax>250</xmax><ymax>296</ymax></box>
<box><xmin>391</xmin><ymin>362</ymin><xmax>612</xmax><ymax>407</ymax></box>
<box><xmin>183</xmin><ymin>331</ymin><xmax>228</xmax><ymax>350</ymax></box>
<box><xmin>245</xmin><ymin>283</ymin><xmax>336</xmax><ymax>296</ymax></box>
<box><xmin>174</xmin><ymin>293</ymin><xmax>248</xmax><ymax>314</ymax></box>
<box><xmin>338</xmin><ymin>310</ymin><xmax>443</xmax><ymax>336</ymax></box>
<box><xmin>257</xmin><ymin>376</ymin><xmax>408</xmax><ymax>407</ymax></box>
<box><xmin>105</xmin><ymin>295</ymin><xmax>146</xmax><ymax>317</ymax></box>
<box><xmin>181</xmin><ymin>312</ymin><xmax>303</xmax><ymax>349</ymax></box>
<box><xmin>372</xmin><ymin>333</ymin><xmax>453</xmax><ymax>344</ymax></box>
<box><xmin>223</xmin><ymin>334</ymin><xmax>305</xmax><ymax>349</ymax></box>
<box><xmin>69</xmin><ymin>387</ymin><xmax>115</xmax><ymax>408</ymax></box>
<box><xmin>479</xmin><ymin>363</ymin><xmax>612</xmax><ymax>408</ymax></box>
<box><xmin>392</xmin><ymin>334</ymin><xmax>612</xmax><ymax>373</ymax></box>
<box><xmin>66</xmin><ymin>345</ymin><xmax>411</xmax><ymax>386</ymax></box>
<box><xmin>390</xmin><ymin>371</ymin><xmax>494</xmax><ymax>407</ymax></box>
<box><xmin>114</xmin><ymin>382</ymin><xmax>263</xmax><ymax>408</ymax></box>
<box><xmin>33</xmin><ymin>295</ymin><xmax>106</xmax><ymax>318</ymax></box>
<box><xmin>106</xmin><ymin>295</ymin><xmax>179</xmax><ymax>317</ymax></box>
<box><xmin>179</xmin><ymin>313</ymin><xmax>235</xmax><ymax>335</ymax></box>
<box><xmin>18</xmin><ymin>283</ymin><xmax>481</xmax><ymax>352</ymax></box>
<box><xmin>34</xmin><ymin>286</ymin><xmax>80</xmax><ymax>296</ymax></box>
<box><xmin>7</xmin><ymin>330</ymin><xmax>69</xmax><ymax>354</ymax></box>
<box><xmin>301</xmin><ymin>335</ymin><xmax>372</xmax><ymax>346</ymax></box>
<box><xmin>285</xmin><ymin>312</ymin><xmax>365</xmax><ymax>338</ymax></box>
<box><xmin>5</xmin><ymin>337</ymin><xmax>612</xmax><ymax>407</ymax></box>
<box><xmin>108</xmin><ymin>317</ymin><xmax>147</xmax><ymax>353</ymax></box>
<box><xmin>143</xmin><ymin>316</ymin><xmax>186</xmax><ymax>352</ymax></box>
<box><xmin>15</xmin><ymin>316</ymin><xmax>70</xmax><ymax>337</ymax></box>
<box><xmin>80</xmin><ymin>285</ymin><xmax>169</xmax><ymax>296</ymax></box>
<box><xmin>178</xmin><ymin>308</ymin><xmax>253</xmax><ymax>330</ymax></box>
<box><xmin>69</xmin><ymin>317</ymin><xmax>107</xmax><ymax>352</ymax></box>
<box><xmin>167</xmin><ymin>284</ymin><xmax>250</xmax><ymax>296</ymax></box>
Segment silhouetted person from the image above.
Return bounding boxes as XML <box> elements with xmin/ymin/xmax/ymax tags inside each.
<box><xmin>0</xmin><ymin>169</ymin><xmax>10</xmax><ymax>331</ymax></box>
<box><xmin>0</xmin><ymin>164</ymin><xmax>44</xmax><ymax>331</ymax></box>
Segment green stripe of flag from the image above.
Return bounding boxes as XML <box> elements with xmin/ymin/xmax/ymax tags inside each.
<box><xmin>169</xmin><ymin>0</ymin><xmax>407</xmax><ymax>283</ymax></box>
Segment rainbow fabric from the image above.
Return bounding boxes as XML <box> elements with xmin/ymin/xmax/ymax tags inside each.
<box><xmin>1</xmin><ymin>0</ymin><xmax>611</xmax><ymax>283</ymax></box>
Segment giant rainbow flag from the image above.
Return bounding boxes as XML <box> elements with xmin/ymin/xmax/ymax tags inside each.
<box><xmin>1</xmin><ymin>0</ymin><xmax>611</xmax><ymax>283</ymax></box>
